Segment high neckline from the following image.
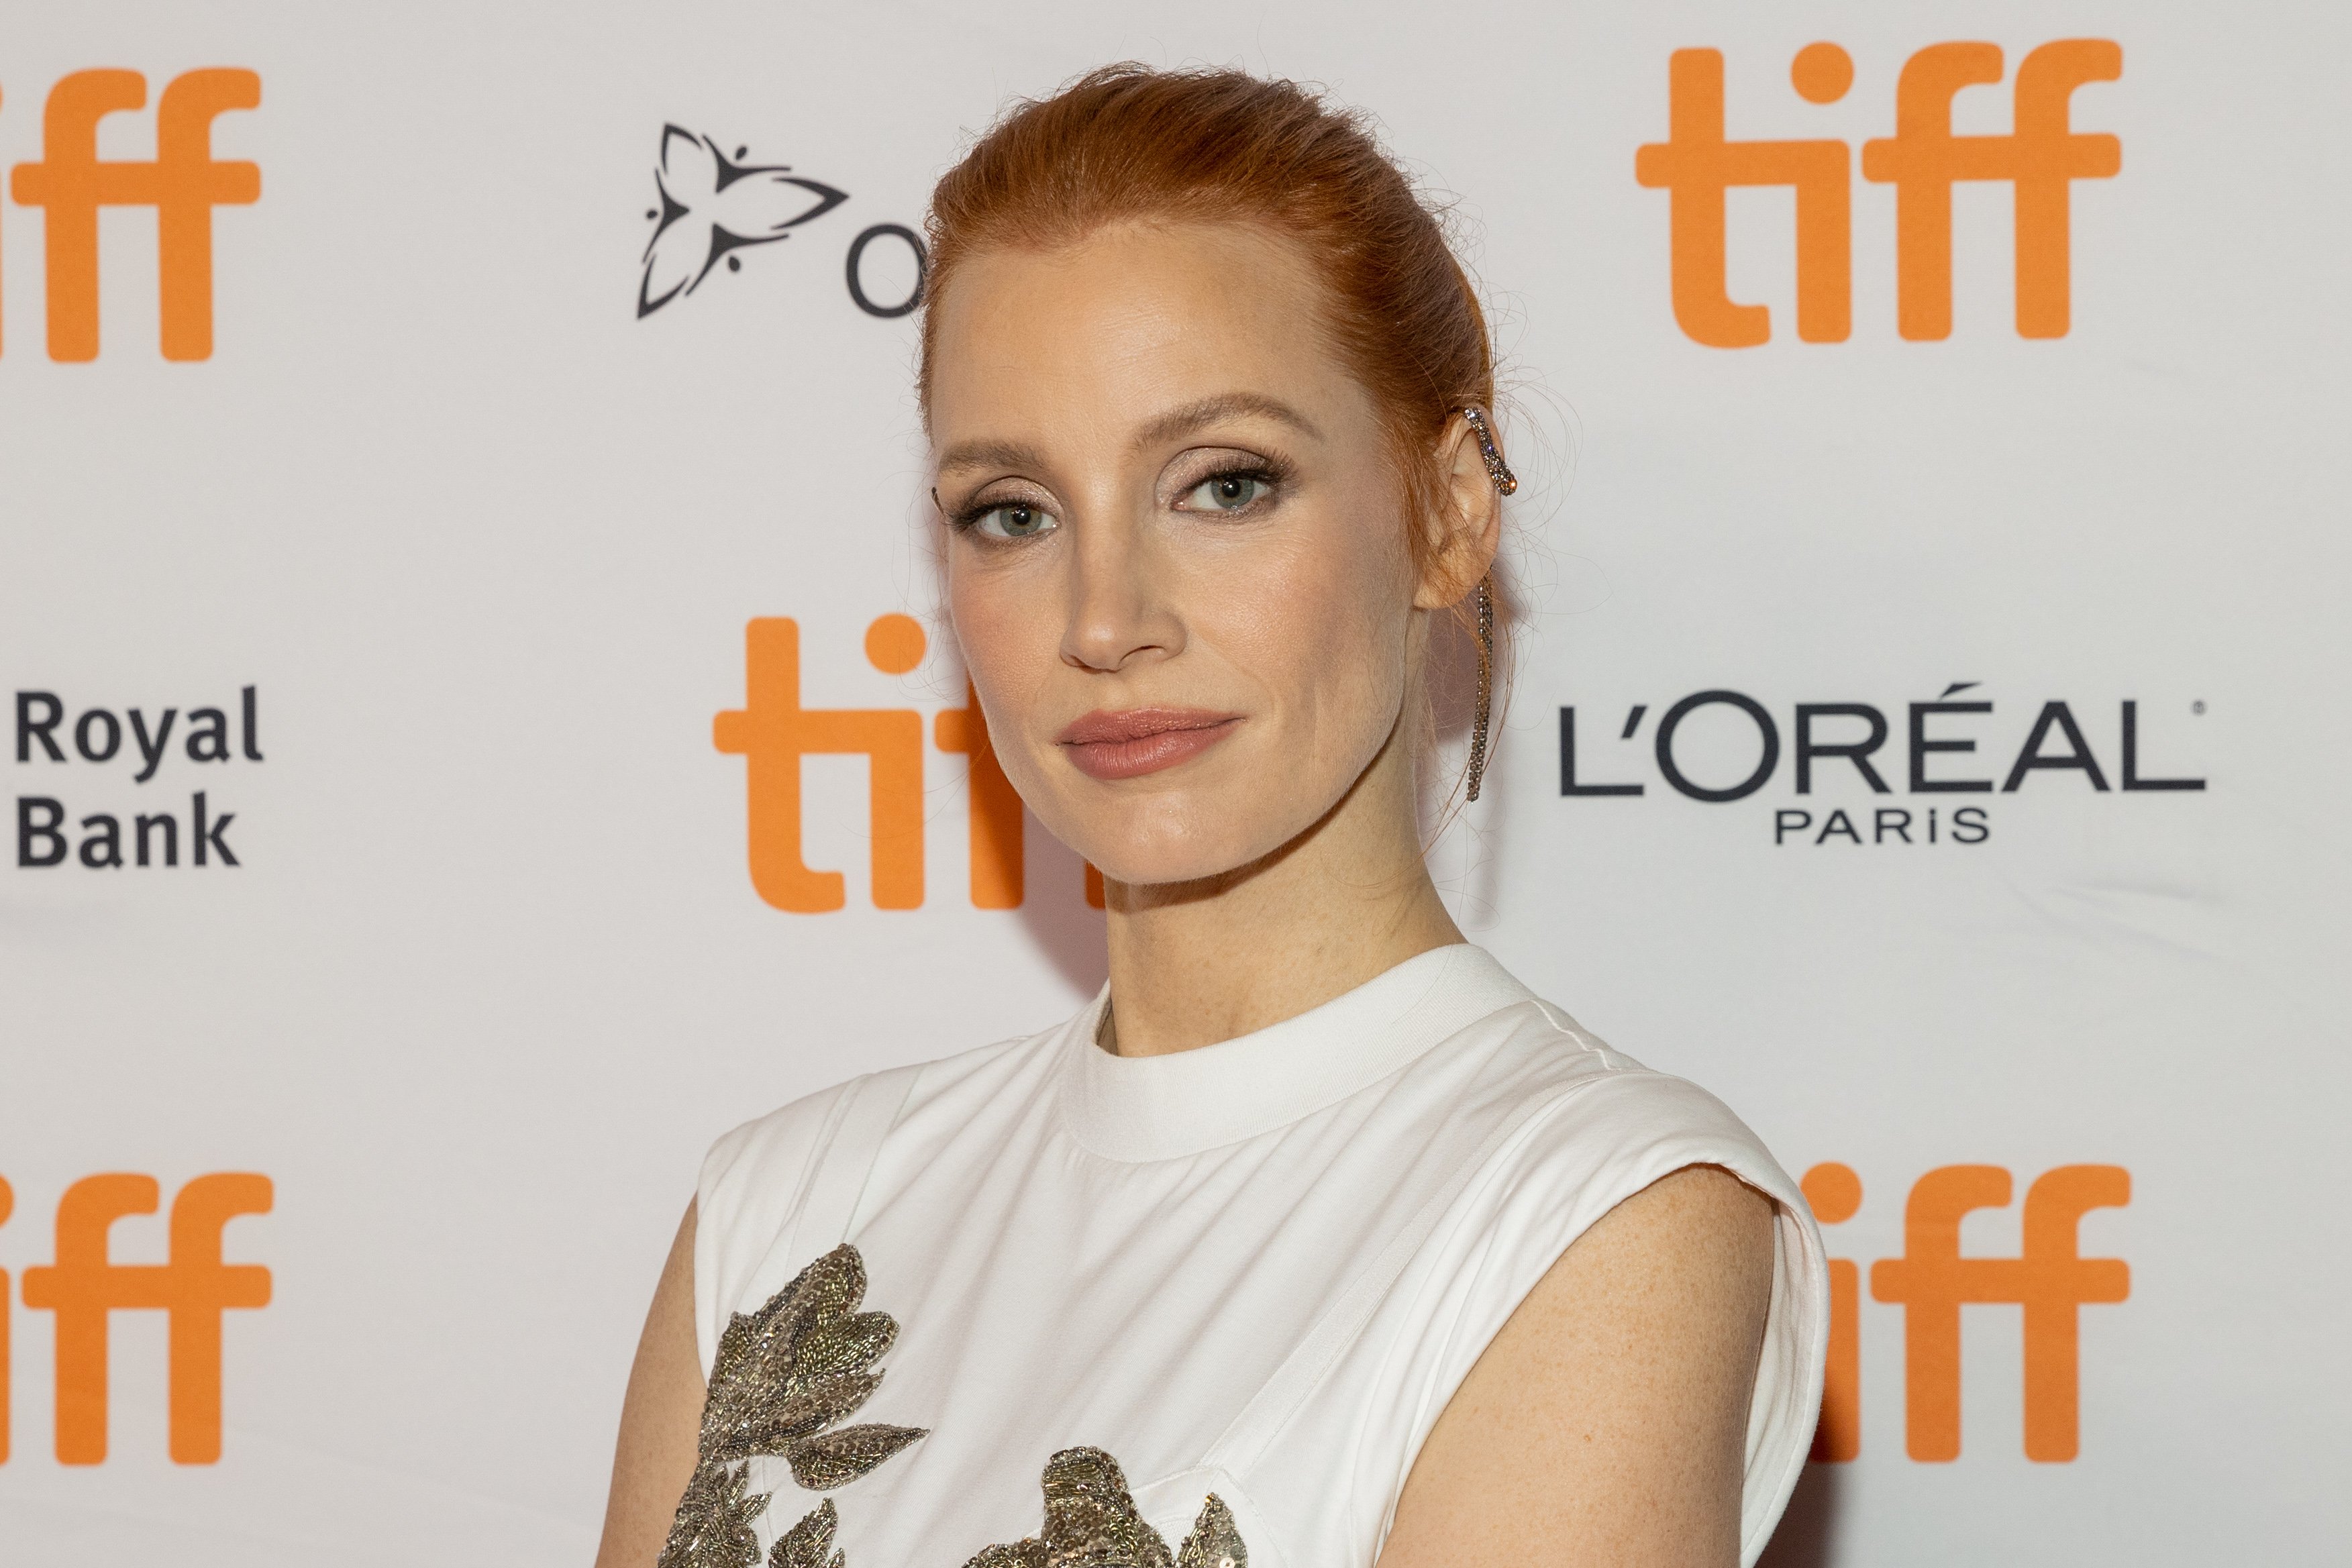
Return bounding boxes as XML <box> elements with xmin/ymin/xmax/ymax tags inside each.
<box><xmin>1055</xmin><ymin>943</ymin><xmax>1533</xmax><ymax>1162</ymax></box>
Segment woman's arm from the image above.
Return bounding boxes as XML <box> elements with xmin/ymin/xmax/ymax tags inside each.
<box><xmin>1378</xmin><ymin>1165</ymin><xmax>1777</xmax><ymax>1568</ymax></box>
<box><xmin>594</xmin><ymin>1201</ymin><xmax>707</xmax><ymax>1568</ymax></box>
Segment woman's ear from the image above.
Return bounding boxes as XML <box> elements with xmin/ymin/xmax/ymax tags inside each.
<box><xmin>1415</xmin><ymin>411</ymin><xmax>1504</xmax><ymax>610</ymax></box>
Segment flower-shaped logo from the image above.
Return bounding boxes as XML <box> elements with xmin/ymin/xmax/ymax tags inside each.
<box><xmin>639</xmin><ymin>125</ymin><xmax>849</xmax><ymax>318</ymax></box>
<box><xmin>660</xmin><ymin>1245</ymin><xmax>927</xmax><ymax>1568</ymax></box>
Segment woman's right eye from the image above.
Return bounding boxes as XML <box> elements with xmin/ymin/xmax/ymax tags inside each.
<box><xmin>968</xmin><ymin>503</ymin><xmax>1059</xmax><ymax>541</ymax></box>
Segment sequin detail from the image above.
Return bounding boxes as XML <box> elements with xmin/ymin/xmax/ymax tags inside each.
<box><xmin>963</xmin><ymin>1448</ymin><xmax>1248</xmax><ymax>1568</ymax></box>
<box><xmin>659</xmin><ymin>1245</ymin><xmax>927</xmax><ymax>1568</ymax></box>
<box><xmin>1173</xmin><ymin>1496</ymin><xmax>1246</xmax><ymax>1568</ymax></box>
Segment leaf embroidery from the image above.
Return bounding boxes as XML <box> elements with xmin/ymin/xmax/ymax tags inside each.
<box><xmin>660</xmin><ymin>1245</ymin><xmax>927</xmax><ymax>1568</ymax></box>
<box><xmin>963</xmin><ymin>1448</ymin><xmax>1248</xmax><ymax>1568</ymax></box>
<box><xmin>660</xmin><ymin>1455</ymin><xmax>770</xmax><ymax>1568</ymax></box>
<box><xmin>770</xmin><ymin>1499</ymin><xmax>846</xmax><ymax>1568</ymax></box>
<box><xmin>788</xmin><ymin>1423</ymin><xmax>928</xmax><ymax>1490</ymax></box>
<box><xmin>660</xmin><ymin>1249</ymin><xmax>1245</xmax><ymax>1568</ymax></box>
<box><xmin>1173</xmin><ymin>1496</ymin><xmax>1247</xmax><ymax>1568</ymax></box>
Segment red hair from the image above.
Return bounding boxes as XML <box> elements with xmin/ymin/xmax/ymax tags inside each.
<box><xmin>919</xmin><ymin>64</ymin><xmax>1502</xmax><ymax>586</ymax></box>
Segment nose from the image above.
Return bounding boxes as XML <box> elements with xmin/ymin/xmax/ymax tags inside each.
<box><xmin>1060</xmin><ymin>515</ymin><xmax>1184</xmax><ymax>675</ymax></box>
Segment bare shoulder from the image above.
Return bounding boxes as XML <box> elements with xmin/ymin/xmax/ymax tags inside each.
<box><xmin>1378</xmin><ymin>1165</ymin><xmax>1776</xmax><ymax>1568</ymax></box>
<box><xmin>595</xmin><ymin>1200</ymin><xmax>706</xmax><ymax>1568</ymax></box>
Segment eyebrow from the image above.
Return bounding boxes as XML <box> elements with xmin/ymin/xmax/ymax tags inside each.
<box><xmin>932</xmin><ymin>393</ymin><xmax>1322</xmax><ymax>480</ymax></box>
<box><xmin>934</xmin><ymin>437</ymin><xmax>1052</xmax><ymax>477</ymax></box>
<box><xmin>1132</xmin><ymin>393</ymin><xmax>1323</xmax><ymax>450</ymax></box>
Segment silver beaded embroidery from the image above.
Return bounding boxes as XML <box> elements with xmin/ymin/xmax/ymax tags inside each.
<box><xmin>964</xmin><ymin>1447</ymin><xmax>1248</xmax><ymax>1568</ymax></box>
<box><xmin>659</xmin><ymin>1245</ymin><xmax>927</xmax><ymax>1568</ymax></box>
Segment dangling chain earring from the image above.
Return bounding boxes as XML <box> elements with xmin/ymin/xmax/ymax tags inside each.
<box><xmin>1460</xmin><ymin>408</ymin><xmax>1515</xmax><ymax>802</ymax></box>
<box><xmin>1466</xmin><ymin>576</ymin><xmax>1497</xmax><ymax>801</ymax></box>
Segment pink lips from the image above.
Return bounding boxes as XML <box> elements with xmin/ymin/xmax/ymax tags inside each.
<box><xmin>1057</xmin><ymin>707</ymin><xmax>1243</xmax><ymax>780</ymax></box>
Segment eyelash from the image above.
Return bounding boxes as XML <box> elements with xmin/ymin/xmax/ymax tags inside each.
<box><xmin>949</xmin><ymin>496</ymin><xmax>1048</xmax><ymax>536</ymax></box>
<box><xmin>945</xmin><ymin>457</ymin><xmax>1293</xmax><ymax>537</ymax></box>
<box><xmin>1175</xmin><ymin>461</ymin><xmax>1288</xmax><ymax>515</ymax></box>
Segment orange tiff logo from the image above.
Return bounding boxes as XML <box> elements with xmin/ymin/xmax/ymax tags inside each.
<box><xmin>714</xmin><ymin>615</ymin><xmax>1103</xmax><ymax>914</ymax></box>
<box><xmin>1804</xmin><ymin>1161</ymin><xmax>2129</xmax><ymax>1463</ymax></box>
<box><xmin>1635</xmin><ymin>42</ymin><xmax>2120</xmax><ymax>345</ymax></box>
<box><xmin>0</xmin><ymin>1172</ymin><xmax>271</xmax><ymax>1465</ymax></box>
<box><xmin>2</xmin><ymin>69</ymin><xmax>262</xmax><ymax>360</ymax></box>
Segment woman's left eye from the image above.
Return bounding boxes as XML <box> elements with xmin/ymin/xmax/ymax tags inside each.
<box><xmin>1181</xmin><ymin>472</ymin><xmax>1271</xmax><ymax>513</ymax></box>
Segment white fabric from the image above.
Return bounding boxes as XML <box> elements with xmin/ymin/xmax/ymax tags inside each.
<box><xmin>695</xmin><ymin>944</ymin><xmax>1829</xmax><ymax>1568</ymax></box>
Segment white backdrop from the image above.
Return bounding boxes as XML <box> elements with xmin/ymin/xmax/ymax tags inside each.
<box><xmin>3</xmin><ymin>2</ymin><xmax>2346</xmax><ymax>1563</ymax></box>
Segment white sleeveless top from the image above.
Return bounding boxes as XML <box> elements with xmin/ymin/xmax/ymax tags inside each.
<box><xmin>690</xmin><ymin>945</ymin><xmax>1827</xmax><ymax>1568</ymax></box>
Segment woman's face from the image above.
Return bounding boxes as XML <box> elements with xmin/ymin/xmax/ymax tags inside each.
<box><xmin>928</xmin><ymin>221</ymin><xmax>1433</xmax><ymax>888</ymax></box>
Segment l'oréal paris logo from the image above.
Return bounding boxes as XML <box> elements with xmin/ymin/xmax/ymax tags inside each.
<box><xmin>1557</xmin><ymin>683</ymin><xmax>2205</xmax><ymax>846</ymax></box>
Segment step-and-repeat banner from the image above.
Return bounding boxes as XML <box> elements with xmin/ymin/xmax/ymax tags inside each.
<box><xmin>3</xmin><ymin>1</ymin><xmax>2344</xmax><ymax>1563</ymax></box>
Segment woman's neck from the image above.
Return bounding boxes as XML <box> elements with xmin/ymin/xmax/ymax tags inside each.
<box><xmin>1098</xmin><ymin>731</ymin><xmax>1464</xmax><ymax>1057</ymax></box>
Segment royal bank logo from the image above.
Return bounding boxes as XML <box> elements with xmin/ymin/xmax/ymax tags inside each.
<box><xmin>1635</xmin><ymin>40</ymin><xmax>2121</xmax><ymax>344</ymax></box>
<box><xmin>635</xmin><ymin>124</ymin><xmax>925</xmax><ymax>320</ymax></box>
<box><xmin>14</xmin><ymin>687</ymin><xmax>265</xmax><ymax>871</ymax></box>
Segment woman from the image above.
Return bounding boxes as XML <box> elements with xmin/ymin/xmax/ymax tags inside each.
<box><xmin>599</xmin><ymin>65</ymin><xmax>1827</xmax><ymax>1568</ymax></box>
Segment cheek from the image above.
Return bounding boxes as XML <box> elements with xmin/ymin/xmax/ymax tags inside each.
<box><xmin>946</xmin><ymin>550</ymin><xmax>1060</xmax><ymax>728</ymax></box>
<box><xmin>1207</xmin><ymin>507</ymin><xmax>1415</xmax><ymax>736</ymax></box>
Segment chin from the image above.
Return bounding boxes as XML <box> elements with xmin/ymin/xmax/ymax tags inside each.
<box><xmin>1056</xmin><ymin>793</ymin><xmax>1315</xmax><ymax>890</ymax></box>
